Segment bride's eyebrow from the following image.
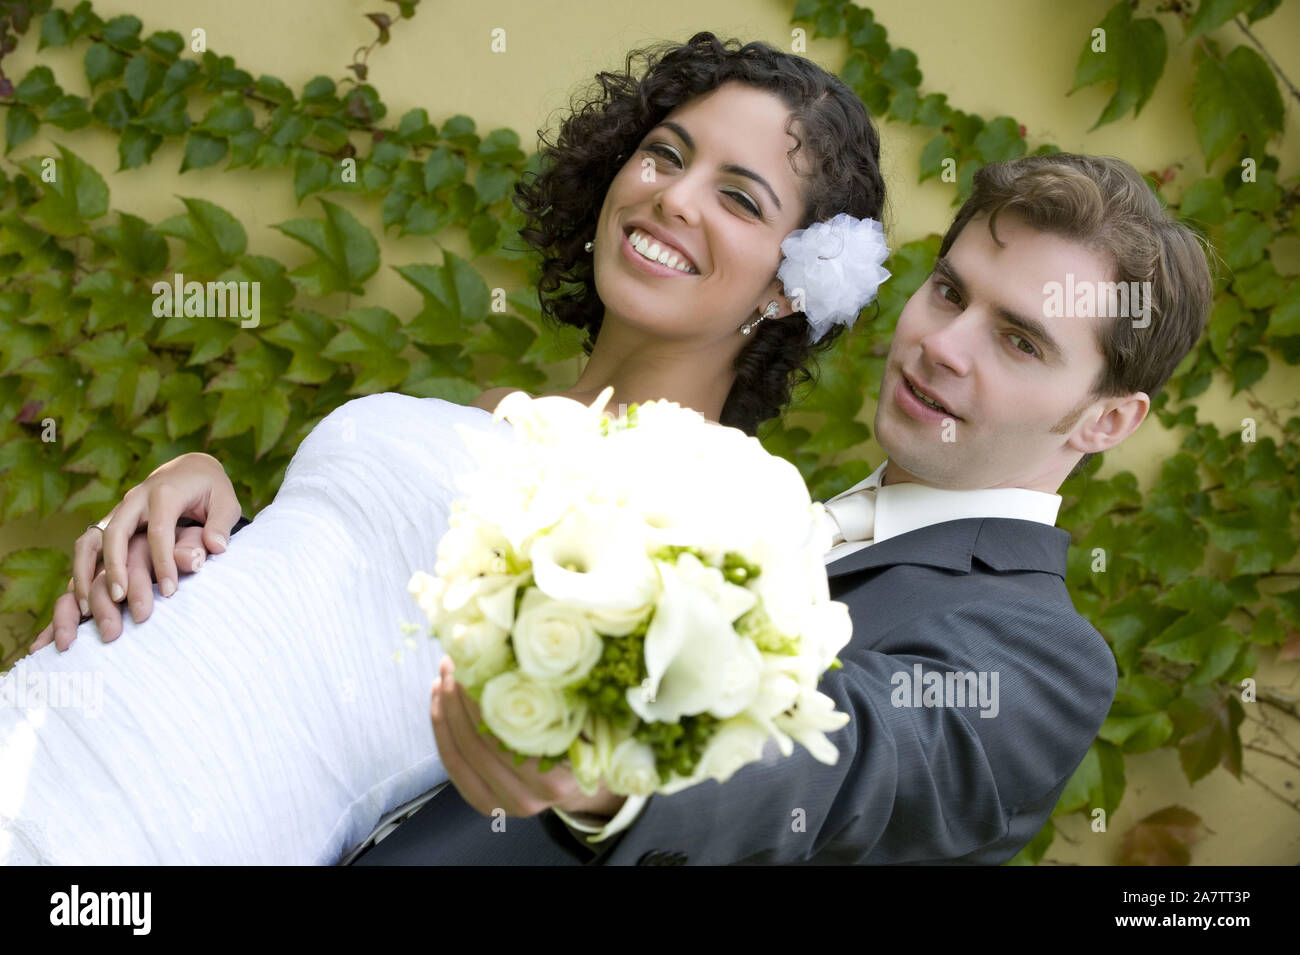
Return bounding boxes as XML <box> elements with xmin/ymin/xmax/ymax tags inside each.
<box><xmin>649</xmin><ymin>121</ymin><xmax>783</xmax><ymax>212</ymax></box>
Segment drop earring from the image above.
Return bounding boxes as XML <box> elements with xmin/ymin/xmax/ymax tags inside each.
<box><xmin>741</xmin><ymin>301</ymin><xmax>780</xmax><ymax>336</ymax></box>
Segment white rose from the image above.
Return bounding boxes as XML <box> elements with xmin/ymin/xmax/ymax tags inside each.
<box><xmin>511</xmin><ymin>588</ymin><xmax>604</xmax><ymax>687</ymax></box>
<box><xmin>443</xmin><ymin>618</ymin><xmax>512</xmax><ymax>687</ymax></box>
<box><xmin>604</xmin><ymin>738</ymin><xmax>661</xmax><ymax>797</ymax></box>
<box><xmin>480</xmin><ymin>670</ymin><xmax>587</xmax><ymax>757</ymax></box>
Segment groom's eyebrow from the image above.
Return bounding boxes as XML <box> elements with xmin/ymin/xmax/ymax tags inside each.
<box><xmin>934</xmin><ymin>255</ymin><xmax>1064</xmax><ymax>363</ymax></box>
<box><xmin>653</xmin><ymin>121</ymin><xmax>783</xmax><ymax>212</ymax></box>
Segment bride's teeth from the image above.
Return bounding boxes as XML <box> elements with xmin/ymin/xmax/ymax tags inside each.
<box><xmin>628</xmin><ymin>230</ymin><xmax>696</xmax><ymax>273</ymax></box>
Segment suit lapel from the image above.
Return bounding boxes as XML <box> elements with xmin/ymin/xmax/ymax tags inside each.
<box><xmin>825</xmin><ymin>517</ymin><xmax>1070</xmax><ymax>580</ymax></box>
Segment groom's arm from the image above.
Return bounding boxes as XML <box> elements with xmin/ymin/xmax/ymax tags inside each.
<box><xmin>579</xmin><ymin>595</ymin><xmax>1116</xmax><ymax>866</ymax></box>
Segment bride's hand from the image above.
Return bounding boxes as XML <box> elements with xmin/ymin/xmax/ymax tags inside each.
<box><xmin>33</xmin><ymin>453</ymin><xmax>243</xmax><ymax>651</ymax></box>
<box><xmin>30</xmin><ymin>526</ymin><xmax>209</xmax><ymax>652</ymax></box>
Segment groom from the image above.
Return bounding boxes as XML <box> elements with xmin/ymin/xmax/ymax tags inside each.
<box><xmin>347</xmin><ymin>152</ymin><xmax>1213</xmax><ymax>865</ymax></box>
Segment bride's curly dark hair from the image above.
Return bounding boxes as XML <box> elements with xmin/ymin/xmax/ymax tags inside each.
<box><xmin>512</xmin><ymin>31</ymin><xmax>887</xmax><ymax>435</ymax></box>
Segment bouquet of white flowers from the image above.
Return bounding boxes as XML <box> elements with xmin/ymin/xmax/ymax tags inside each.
<box><xmin>409</xmin><ymin>388</ymin><xmax>852</xmax><ymax>835</ymax></box>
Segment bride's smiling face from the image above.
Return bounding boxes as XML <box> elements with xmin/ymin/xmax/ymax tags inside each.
<box><xmin>591</xmin><ymin>80</ymin><xmax>811</xmax><ymax>344</ymax></box>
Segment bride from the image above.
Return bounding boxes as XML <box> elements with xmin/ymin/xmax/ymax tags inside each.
<box><xmin>6</xmin><ymin>32</ymin><xmax>888</xmax><ymax>864</ymax></box>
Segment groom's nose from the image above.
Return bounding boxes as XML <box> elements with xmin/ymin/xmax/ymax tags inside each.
<box><xmin>918</xmin><ymin>310</ymin><xmax>976</xmax><ymax>378</ymax></box>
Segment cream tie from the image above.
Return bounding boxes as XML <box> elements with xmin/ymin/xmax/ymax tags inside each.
<box><xmin>824</xmin><ymin>485</ymin><xmax>878</xmax><ymax>546</ymax></box>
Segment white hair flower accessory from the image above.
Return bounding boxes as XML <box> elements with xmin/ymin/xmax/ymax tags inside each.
<box><xmin>776</xmin><ymin>213</ymin><xmax>891</xmax><ymax>343</ymax></box>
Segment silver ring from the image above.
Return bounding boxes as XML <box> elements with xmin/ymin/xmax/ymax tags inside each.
<box><xmin>88</xmin><ymin>519</ymin><xmax>110</xmax><ymax>533</ymax></box>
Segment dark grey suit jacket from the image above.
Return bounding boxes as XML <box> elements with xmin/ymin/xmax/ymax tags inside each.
<box><xmin>331</xmin><ymin>516</ymin><xmax>1115</xmax><ymax>865</ymax></box>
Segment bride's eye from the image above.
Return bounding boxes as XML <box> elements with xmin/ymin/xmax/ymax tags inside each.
<box><xmin>723</xmin><ymin>189</ymin><xmax>761</xmax><ymax>216</ymax></box>
<box><xmin>645</xmin><ymin>143</ymin><xmax>682</xmax><ymax>166</ymax></box>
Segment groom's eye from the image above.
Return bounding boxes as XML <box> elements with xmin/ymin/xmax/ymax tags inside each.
<box><xmin>934</xmin><ymin>280</ymin><xmax>962</xmax><ymax>307</ymax></box>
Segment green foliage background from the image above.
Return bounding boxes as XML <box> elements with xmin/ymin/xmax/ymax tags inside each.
<box><xmin>0</xmin><ymin>0</ymin><xmax>1296</xmax><ymax>863</ymax></box>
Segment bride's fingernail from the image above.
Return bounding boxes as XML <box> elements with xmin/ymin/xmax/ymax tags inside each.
<box><xmin>78</xmin><ymin>598</ymin><xmax>89</xmax><ymax>617</ymax></box>
<box><xmin>190</xmin><ymin>548</ymin><xmax>205</xmax><ymax>572</ymax></box>
<box><xmin>110</xmin><ymin>582</ymin><xmax>125</xmax><ymax>602</ymax></box>
<box><xmin>160</xmin><ymin>578</ymin><xmax>176</xmax><ymax>597</ymax></box>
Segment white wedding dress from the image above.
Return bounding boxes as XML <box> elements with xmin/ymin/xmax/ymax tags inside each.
<box><xmin>0</xmin><ymin>393</ymin><xmax>513</xmax><ymax>865</ymax></box>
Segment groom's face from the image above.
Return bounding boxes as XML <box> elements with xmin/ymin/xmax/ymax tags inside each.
<box><xmin>874</xmin><ymin>211</ymin><xmax>1119</xmax><ymax>492</ymax></box>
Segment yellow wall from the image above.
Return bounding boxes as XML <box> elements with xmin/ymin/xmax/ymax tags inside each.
<box><xmin>1</xmin><ymin>0</ymin><xmax>1297</xmax><ymax>863</ymax></box>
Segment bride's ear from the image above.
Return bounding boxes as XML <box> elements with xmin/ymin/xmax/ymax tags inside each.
<box><xmin>757</xmin><ymin>278</ymin><xmax>798</xmax><ymax>321</ymax></box>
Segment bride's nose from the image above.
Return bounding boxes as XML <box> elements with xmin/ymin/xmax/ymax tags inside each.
<box><xmin>653</xmin><ymin>173</ymin><xmax>702</xmax><ymax>228</ymax></box>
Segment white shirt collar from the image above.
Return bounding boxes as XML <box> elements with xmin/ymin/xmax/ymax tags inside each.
<box><xmin>825</xmin><ymin>459</ymin><xmax>1062</xmax><ymax>545</ymax></box>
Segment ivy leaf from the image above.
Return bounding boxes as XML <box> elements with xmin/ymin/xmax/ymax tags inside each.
<box><xmin>293</xmin><ymin>149</ymin><xmax>334</xmax><ymax>201</ymax></box>
<box><xmin>918</xmin><ymin>133</ymin><xmax>950</xmax><ymax>183</ymax></box>
<box><xmin>94</xmin><ymin>211</ymin><xmax>168</xmax><ymax>276</ymax></box>
<box><xmin>397</xmin><ymin>254</ymin><xmax>491</xmax><ymax>345</ymax></box>
<box><xmin>1208</xmin><ymin>295</ymin><xmax>1246</xmax><ymax>361</ymax></box>
<box><xmin>39</xmin><ymin>8</ymin><xmax>71</xmax><ymax>48</ymax></box>
<box><xmin>972</xmin><ymin>116</ymin><xmax>1026</xmax><ymax>163</ymax></box>
<box><xmin>1178</xmin><ymin>177</ymin><xmax>1230</xmax><ymax>225</ymax></box>
<box><xmin>322</xmin><ymin>306</ymin><xmax>410</xmax><ymax>393</ymax></box>
<box><xmin>156</xmin><ymin>197</ymin><xmax>247</xmax><ymax>275</ymax></box>
<box><xmin>123</xmin><ymin>53</ymin><xmax>164</xmax><ymax>106</ymax></box>
<box><xmin>219</xmin><ymin>254</ymin><xmax>296</xmax><ymax>327</ymax></box>
<box><xmin>91</xmin><ymin>88</ymin><xmax>134</xmax><ymax>131</ymax></box>
<box><xmin>208</xmin><ymin>381</ymin><xmax>293</xmax><ymax>459</ymax></box>
<box><xmin>1192</xmin><ymin>46</ymin><xmax>1284</xmax><ymax>164</ymax></box>
<box><xmin>196</xmin><ymin>91</ymin><xmax>254</xmax><ymax>135</ymax></box>
<box><xmin>274</xmin><ymin>198</ymin><xmax>380</xmax><ymax>296</ymax></box>
<box><xmin>1186</xmin><ymin>0</ymin><xmax>1258</xmax><ymax>39</ymax></box>
<box><xmin>118</xmin><ymin>123</ymin><xmax>162</xmax><ymax>170</ymax></box>
<box><xmin>1268</xmin><ymin>283</ymin><xmax>1300</xmax><ymax>338</ymax></box>
<box><xmin>181</xmin><ymin>131</ymin><xmax>228</xmax><ymax>172</ymax></box>
<box><xmin>396</xmin><ymin>107</ymin><xmax>437</xmax><ymax>144</ymax></box>
<box><xmin>1116</xmin><ymin>806</ymin><xmax>1206</xmax><ymax>865</ymax></box>
<box><xmin>1005</xmin><ymin>819</ymin><xmax>1054</xmax><ymax>866</ymax></box>
<box><xmin>1055</xmin><ymin>739</ymin><xmax>1125</xmax><ymax>815</ymax></box>
<box><xmin>801</xmin><ymin>417</ymin><xmax>873</xmax><ymax>456</ymax></box>
<box><xmin>1220</xmin><ymin>211</ymin><xmax>1270</xmax><ymax>270</ymax></box>
<box><xmin>4</xmin><ymin>106</ymin><xmax>38</xmax><ymax>154</ymax></box>
<box><xmin>475</xmin><ymin>165</ymin><xmax>515</xmax><ymax>204</ymax></box>
<box><xmin>1148</xmin><ymin>613</ymin><xmax>1242</xmax><ymax>684</ymax></box>
<box><xmin>144</xmin><ymin>30</ymin><xmax>185</xmax><ymax>60</ymax></box>
<box><xmin>85</xmin><ymin>42</ymin><xmax>127</xmax><ymax>90</ymax></box>
<box><xmin>1230</xmin><ymin>348</ymin><xmax>1268</xmax><ymax>393</ymax></box>
<box><xmin>18</xmin><ymin>145</ymin><xmax>110</xmax><ymax>237</ymax></box>
<box><xmin>463</xmin><ymin>312</ymin><xmax>535</xmax><ymax>360</ymax></box>
<box><xmin>101</xmin><ymin>13</ymin><xmax>143</xmax><ymax>49</ymax></box>
<box><xmin>262</xmin><ymin>308</ymin><xmax>338</xmax><ymax>384</ymax></box>
<box><xmin>440</xmin><ymin>114</ymin><xmax>479</xmax><ymax>150</ymax></box>
<box><xmin>400</xmin><ymin>368</ymin><xmax>479</xmax><ymax>404</ymax></box>
<box><xmin>137</xmin><ymin>91</ymin><xmax>190</xmax><ymax>136</ymax></box>
<box><xmin>423</xmin><ymin>146</ymin><xmax>467</xmax><ymax>191</ymax></box>
<box><xmin>157</xmin><ymin>372</ymin><xmax>212</xmax><ymax>439</ymax></box>
<box><xmin>0</xmin><ymin>547</ymin><xmax>69</xmax><ymax>615</ymax></box>
<box><xmin>69</xmin><ymin>331</ymin><xmax>159</xmax><ymax>419</ymax></box>
<box><xmin>1071</xmin><ymin>1</ymin><xmax>1167</xmax><ymax>128</ymax></box>
<box><xmin>44</xmin><ymin>94</ymin><xmax>92</xmax><ymax>131</ymax></box>
<box><xmin>1169</xmin><ymin>688</ymin><xmax>1244</xmax><ymax>782</ymax></box>
<box><xmin>478</xmin><ymin>128</ymin><xmax>525</xmax><ymax>165</ymax></box>
<box><xmin>15</xmin><ymin>65</ymin><xmax>60</xmax><ymax>107</ymax></box>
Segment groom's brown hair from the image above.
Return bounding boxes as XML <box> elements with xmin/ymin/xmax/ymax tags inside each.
<box><xmin>939</xmin><ymin>154</ymin><xmax>1213</xmax><ymax>471</ymax></box>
